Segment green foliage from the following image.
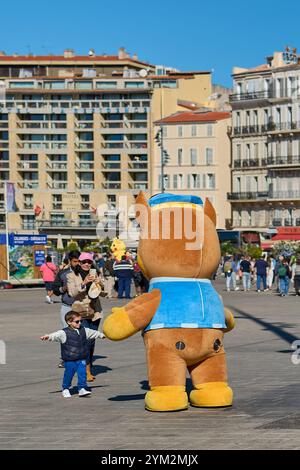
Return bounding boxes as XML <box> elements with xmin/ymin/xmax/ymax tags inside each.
<box><xmin>220</xmin><ymin>242</ymin><xmax>237</xmax><ymax>256</ymax></box>
<box><xmin>244</xmin><ymin>244</ymin><xmax>262</xmax><ymax>260</ymax></box>
<box><xmin>66</xmin><ymin>241</ymin><xmax>79</xmax><ymax>252</ymax></box>
<box><xmin>271</xmin><ymin>241</ymin><xmax>300</xmax><ymax>258</ymax></box>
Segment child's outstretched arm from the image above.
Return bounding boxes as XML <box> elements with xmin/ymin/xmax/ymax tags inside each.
<box><xmin>40</xmin><ymin>331</ymin><xmax>66</xmax><ymax>343</ymax></box>
<box><xmin>84</xmin><ymin>329</ymin><xmax>105</xmax><ymax>340</ymax></box>
<box><xmin>103</xmin><ymin>289</ymin><xmax>161</xmax><ymax>341</ymax></box>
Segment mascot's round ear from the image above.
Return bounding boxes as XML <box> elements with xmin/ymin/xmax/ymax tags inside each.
<box><xmin>135</xmin><ymin>191</ymin><xmax>150</xmax><ymax>226</ymax></box>
<box><xmin>204</xmin><ymin>198</ymin><xmax>217</xmax><ymax>226</ymax></box>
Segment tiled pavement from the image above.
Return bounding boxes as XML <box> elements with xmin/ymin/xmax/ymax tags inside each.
<box><xmin>1</xmin><ymin>280</ymin><xmax>300</xmax><ymax>450</ymax></box>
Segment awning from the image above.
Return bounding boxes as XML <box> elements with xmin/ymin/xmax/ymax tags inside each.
<box><xmin>271</xmin><ymin>234</ymin><xmax>300</xmax><ymax>241</ymax></box>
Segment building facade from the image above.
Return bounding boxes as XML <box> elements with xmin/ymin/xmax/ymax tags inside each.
<box><xmin>0</xmin><ymin>48</ymin><xmax>212</xmax><ymax>243</ymax></box>
<box><xmin>229</xmin><ymin>48</ymin><xmax>300</xmax><ymax>231</ymax></box>
<box><xmin>154</xmin><ymin>110</ymin><xmax>231</xmax><ymax>229</ymax></box>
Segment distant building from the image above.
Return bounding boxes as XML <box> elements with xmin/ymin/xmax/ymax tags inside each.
<box><xmin>0</xmin><ymin>48</ymin><xmax>212</xmax><ymax>244</ymax></box>
<box><xmin>154</xmin><ymin>109</ymin><xmax>231</xmax><ymax>229</ymax></box>
<box><xmin>229</xmin><ymin>47</ymin><xmax>300</xmax><ymax>231</ymax></box>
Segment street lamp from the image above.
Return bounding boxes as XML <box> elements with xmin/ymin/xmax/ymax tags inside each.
<box><xmin>155</xmin><ymin>126</ymin><xmax>170</xmax><ymax>193</ymax></box>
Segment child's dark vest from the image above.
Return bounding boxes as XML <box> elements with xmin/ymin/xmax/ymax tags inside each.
<box><xmin>61</xmin><ymin>327</ymin><xmax>89</xmax><ymax>362</ymax></box>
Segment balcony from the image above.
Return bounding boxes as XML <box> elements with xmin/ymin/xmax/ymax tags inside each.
<box><xmin>47</xmin><ymin>182</ymin><xmax>68</xmax><ymax>189</ymax></box>
<box><xmin>23</xmin><ymin>203</ymin><xmax>34</xmax><ymax>210</ymax></box>
<box><xmin>0</xmin><ymin>161</ymin><xmax>9</xmax><ymax>169</ymax></box>
<box><xmin>128</xmin><ymin>162</ymin><xmax>148</xmax><ymax>169</ymax></box>
<box><xmin>47</xmin><ymin>162</ymin><xmax>68</xmax><ymax>170</ymax></box>
<box><xmin>284</xmin><ymin>218</ymin><xmax>293</xmax><ymax>226</ymax></box>
<box><xmin>227</xmin><ymin>191</ymin><xmax>268</xmax><ymax>200</ymax></box>
<box><xmin>39</xmin><ymin>219</ymin><xmax>98</xmax><ymax>230</ymax></box>
<box><xmin>52</xmin><ymin>203</ymin><xmax>63</xmax><ymax>210</ymax></box>
<box><xmin>76</xmin><ymin>183</ymin><xmax>94</xmax><ymax>190</ymax></box>
<box><xmin>22</xmin><ymin>223</ymin><xmax>36</xmax><ymax>230</ymax></box>
<box><xmin>78</xmin><ymin>219</ymin><xmax>98</xmax><ymax>227</ymax></box>
<box><xmin>233</xmin><ymin>158</ymin><xmax>260</xmax><ymax>168</ymax></box>
<box><xmin>128</xmin><ymin>183</ymin><xmax>148</xmax><ymax>190</ymax></box>
<box><xmin>17</xmin><ymin>161</ymin><xmax>39</xmax><ymax>170</ymax></box>
<box><xmin>17</xmin><ymin>181</ymin><xmax>39</xmax><ymax>189</ymax></box>
<box><xmin>266</xmin><ymin>156</ymin><xmax>300</xmax><ymax>167</ymax></box>
<box><xmin>269</xmin><ymin>190</ymin><xmax>300</xmax><ymax>200</ymax></box>
<box><xmin>76</xmin><ymin>162</ymin><xmax>94</xmax><ymax>170</ymax></box>
<box><xmin>75</xmin><ymin>142</ymin><xmax>94</xmax><ymax>150</ymax></box>
<box><xmin>101</xmin><ymin>162</ymin><xmax>121</xmax><ymax>170</ymax></box>
<box><xmin>102</xmin><ymin>182</ymin><xmax>121</xmax><ymax>189</ymax></box>
<box><xmin>75</xmin><ymin>122</ymin><xmax>93</xmax><ymax>129</ymax></box>
<box><xmin>230</xmin><ymin>90</ymin><xmax>272</xmax><ymax>102</ymax></box>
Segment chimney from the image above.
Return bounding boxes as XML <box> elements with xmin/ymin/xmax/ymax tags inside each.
<box><xmin>271</xmin><ymin>51</ymin><xmax>284</xmax><ymax>67</ymax></box>
<box><xmin>132</xmin><ymin>53</ymin><xmax>138</xmax><ymax>61</ymax></box>
<box><xmin>64</xmin><ymin>49</ymin><xmax>75</xmax><ymax>58</ymax></box>
<box><xmin>118</xmin><ymin>47</ymin><xmax>127</xmax><ymax>59</ymax></box>
<box><xmin>88</xmin><ymin>48</ymin><xmax>95</xmax><ymax>57</ymax></box>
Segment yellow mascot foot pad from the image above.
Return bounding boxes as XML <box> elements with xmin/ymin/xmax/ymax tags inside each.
<box><xmin>190</xmin><ymin>382</ymin><xmax>233</xmax><ymax>408</ymax></box>
<box><xmin>145</xmin><ymin>386</ymin><xmax>188</xmax><ymax>412</ymax></box>
<box><xmin>103</xmin><ymin>308</ymin><xmax>137</xmax><ymax>341</ymax></box>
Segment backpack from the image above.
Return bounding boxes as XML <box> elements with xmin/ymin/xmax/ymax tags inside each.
<box><xmin>52</xmin><ymin>269</ymin><xmax>65</xmax><ymax>297</ymax></box>
<box><xmin>278</xmin><ymin>265</ymin><xmax>287</xmax><ymax>277</ymax></box>
<box><xmin>224</xmin><ymin>261</ymin><xmax>232</xmax><ymax>273</ymax></box>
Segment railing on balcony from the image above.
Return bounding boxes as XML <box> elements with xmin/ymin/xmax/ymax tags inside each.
<box><xmin>0</xmin><ymin>161</ymin><xmax>9</xmax><ymax>169</ymax></box>
<box><xmin>102</xmin><ymin>182</ymin><xmax>121</xmax><ymax>189</ymax></box>
<box><xmin>17</xmin><ymin>161</ymin><xmax>39</xmax><ymax>170</ymax></box>
<box><xmin>128</xmin><ymin>183</ymin><xmax>148</xmax><ymax>190</ymax></box>
<box><xmin>227</xmin><ymin>191</ymin><xmax>268</xmax><ymax>200</ymax></box>
<box><xmin>76</xmin><ymin>183</ymin><xmax>94</xmax><ymax>189</ymax></box>
<box><xmin>128</xmin><ymin>162</ymin><xmax>148</xmax><ymax>169</ymax></box>
<box><xmin>39</xmin><ymin>218</ymin><xmax>99</xmax><ymax>229</ymax></box>
<box><xmin>47</xmin><ymin>182</ymin><xmax>68</xmax><ymax>189</ymax></box>
<box><xmin>47</xmin><ymin>162</ymin><xmax>68</xmax><ymax>170</ymax></box>
<box><xmin>233</xmin><ymin>121</ymin><xmax>300</xmax><ymax>136</ymax></box>
<box><xmin>75</xmin><ymin>162</ymin><xmax>94</xmax><ymax>170</ymax></box>
<box><xmin>269</xmin><ymin>190</ymin><xmax>300</xmax><ymax>199</ymax></box>
<box><xmin>101</xmin><ymin>162</ymin><xmax>121</xmax><ymax>169</ymax></box>
<box><xmin>17</xmin><ymin>122</ymin><xmax>67</xmax><ymax>129</ymax></box>
<box><xmin>230</xmin><ymin>90</ymin><xmax>272</xmax><ymax>102</ymax></box>
<box><xmin>22</xmin><ymin>223</ymin><xmax>36</xmax><ymax>230</ymax></box>
<box><xmin>23</xmin><ymin>203</ymin><xmax>34</xmax><ymax>210</ymax></box>
<box><xmin>233</xmin><ymin>158</ymin><xmax>260</xmax><ymax>168</ymax></box>
<box><xmin>78</xmin><ymin>219</ymin><xmax>98</xmax><ymax>227</ymax></box>
<box><xmin>266</xmin><ymin>155</ymin><xmax>300</xmax><ymax>166</ymax></box>
<box><xmin>52</xmin><ymin>203</ymin><xmax>63</xmax><ymax>210</ymax></box>
<box><xmin>17</xmin><ymin>181</ymin><xmax>39</xmax><ymax>189</ymax></box>
<box><xmin>75</xmin><ymin>122</ymin><xmax>93</xmax><ymax>129</ymax></box>
<box><xmin>75</xmin><ymin>143</ymin><xmax>94</xmax><ymax>150</ymax></box>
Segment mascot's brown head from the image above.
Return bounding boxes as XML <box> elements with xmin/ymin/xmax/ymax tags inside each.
<box><xmin>135</xmin><ymin>192</ymin><xmax>220</xmax><ymax>280</ymax></box>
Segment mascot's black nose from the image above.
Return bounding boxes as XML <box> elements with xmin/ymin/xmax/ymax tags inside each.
<box><xmin>213</xmin><ymin>339</ymin><xmax>221</xmax><ymax>352</ymax></box>
<box><xmin>175</xmin><ymin>341</ymin><xmax>185</xmax><ymax>350</ymax></box>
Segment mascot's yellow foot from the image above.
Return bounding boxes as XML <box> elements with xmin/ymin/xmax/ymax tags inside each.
<box><xmin>190</xmin><ymin>382</ymin><xmax>233</xmax><ymax>408</ymax></box>
<box><xmin>145</xmin><ymin>386</ymin><xmax>188</xmax><ymax>412</ymax></box>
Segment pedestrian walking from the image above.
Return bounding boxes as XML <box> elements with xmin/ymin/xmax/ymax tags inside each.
<box><xmin>267</xmin><ymin>256</ymin><xmax>276</xmax><ymax>290</ymax></box>
<box><xmin>278</xmin><ymin>258</ymin><xmax>291</xmax><ymax>297</ymax></box>
<box><xmin>39</xmin><ymin>255</ymin><xmax>58</xmax><ymax>304</ymax></box>
<box><xmin>40</xmin><ymin>311</ymin><xmax>104</xmax><ymax>398</ymax></box>
<box><xmin>240</xmin><ymin>255</ymin><xmax>252</xmax><ymax>291</ymax></box>
<box><xmin>254</xmin><ymin>257</ymin><xmax>268</xmax><ymax>292</ymax></box>
<box><xmin>113</xmin><ymin>255</ymin><xmax>134</xmax><ymax>298</ymax></box>
<box><xmin>223</xmin><ymin>256</ymin><xmax>239</xmax><ymax>292</ymax></box>
<box><xmin>103</xmin><ymin>253</ymin><xmax>116</xmax><ymax>299</ymax></box>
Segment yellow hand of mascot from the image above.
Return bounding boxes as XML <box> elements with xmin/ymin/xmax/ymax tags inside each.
<box><xmin>103</xmin><ymin>192</ymin><xmax>235</xmax><ymax>412</ymax></box>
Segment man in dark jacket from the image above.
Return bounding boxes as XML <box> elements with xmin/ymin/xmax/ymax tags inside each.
<box><xmin>113</xmin><ymin>255</ymin><xmax>134</xmax><ymax>299</ymax></box>
<box><xmin>254</xmin><ymin>257</ymin><xmax>268</xmax><ymax>292</ymax></box>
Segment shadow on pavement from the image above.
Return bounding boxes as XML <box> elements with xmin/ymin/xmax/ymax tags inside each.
<box><xmin>108</xmin><ymin>393</ymin><xmax>145</xmax><ymax>401</ymax></box>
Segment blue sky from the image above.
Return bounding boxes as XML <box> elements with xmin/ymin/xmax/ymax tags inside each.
<box><xmin>1</xmin><ymin>0</ymin><xmax>299</xmax><ymax>87</ymax></box>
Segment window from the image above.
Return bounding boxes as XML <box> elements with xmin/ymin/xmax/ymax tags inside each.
<box><xmin>81</xmin><ymin>194</ymin><xmax>90</xmax><ymax>210</ymax></box>
<box><xmin>124</xmin><ymin>82</ymin><xmax>145</xmax><ymax>88</ymax></box>
<box><xmin>21</xmin><ymin>214</ymin><xmax>35</xmax><ymax>229</ymax></box>
<box><xmin>96</xmin><ymin>82</ymin><xmax>117</xmax><ymax>89</ymax></box>
<box><xmin>206</xmin><ymin>148</ymin><xmax>213</xmax><ymax>165</ymax></box>
<box><xmin>75</xmin><ymin>81</ymin><xmax>93</xmax><ymax>90</ymax></box>
<box><xmin>178</xmin><ymin>126</ymin><xmax>183</xmax><ymax>137</ymax></box>
<box><xmin>236</xmin><ymin>144</ymin><xmax>241</xmax><ymax>160</ymax></box>
<box><xmin>178</xmin><ymin>148</ymin><xmax>183</xmax><ymax>166</ymax></box>
<box><xmin>173</xmin><ymin>174</ymin><xmax>178</xmax><ymax>189</ymax></box>
<box><xmin>207</xmin><ymin>124</ymin><xmax>213</xmax><ymax>136</ymax></box>
<box><xmin>162</xmin><ymin>126</ymin><xmax>167</xmax><ymax>137</ymax></box>
<box><xmin>190</xmin><ymin>148</ymin><xmax>197</xmax><ymax>166</ymax></box>
<box><xmin>207</xmin><ymin>173</ymin><xmax>215</xmax><ymax>189</ymax></box>
<box><xmin>9</xmin><ymin>81</ymin><xmax>35</xmax><ymax>88</ymax></box>
<box><xmin>24</xmin><ymin>194</ymin><xmax>33</xmax><ymax>209</ymax></box>
<box><xmin>44</xmin><ymin>81</ymin><xmax>65</xmax><ymax>90</ymax></box>
<box><xmin>191</xmin><ymin>125</ymin><xmax>197</xmax><ymax>137</ymax></box>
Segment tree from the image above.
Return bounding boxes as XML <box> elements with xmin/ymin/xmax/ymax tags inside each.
<box><xmin>244</xmin><ymin>245</ymin><xmax>262</xmax><ymax>260</ymax></box>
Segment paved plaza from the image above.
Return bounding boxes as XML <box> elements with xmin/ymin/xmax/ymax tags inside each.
<box><xmin>1</xmin><ymin>280</ymin><xmax>300</xmax><ymax>450</ymax></box>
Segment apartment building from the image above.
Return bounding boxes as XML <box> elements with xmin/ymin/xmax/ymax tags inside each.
<box><xmin>154</xmin><ymin>109</ymin><xmax>231</xmax><ymax>229</ymax></box>
<box><xmin>0</xmin><ymin>48</ymin><xmax>212</xmax><ymax>243</ymax></box>
<box><xmin>229</xmin><ymin>47</ymin><xmax>300</xmax><ymax>231</ymax></box>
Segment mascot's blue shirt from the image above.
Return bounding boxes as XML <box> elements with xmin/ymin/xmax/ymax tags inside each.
<box><xmin>144</xmin><ymin>277</ymin><xmax>226</xmax><ymax>332</ymax></box>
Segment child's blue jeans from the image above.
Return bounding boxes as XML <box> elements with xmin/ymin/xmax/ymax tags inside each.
<box><xmin>62</xmin><ymin>360</ymin><xmax>87</xmax><ymax>390</ymax></box>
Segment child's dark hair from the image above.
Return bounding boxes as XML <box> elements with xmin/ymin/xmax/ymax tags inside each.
<box><xmin>65</xmin><ymin>311</ymin><xmax>81</xmax><ymax>324</ymax></box>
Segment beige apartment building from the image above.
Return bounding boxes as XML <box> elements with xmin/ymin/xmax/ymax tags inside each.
<box><xmin>0</xmin><ymin>48</ymin><xmax>212</xmax><ymax>243</ymax></box>
<box><xmin>153</xmin><ymin>109</ymin><xmax>231</xmax><ymax>229</ymax></box>
<box><xmin>229</xmin><ymin>47</ymin><xmax>300</xmax><ymax>231</ymax></box>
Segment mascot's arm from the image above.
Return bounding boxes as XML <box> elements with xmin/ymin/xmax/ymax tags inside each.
<box><xmin>103</xmin><ymin>289</ymin><xmax>161</xmax><ymax>341</ymax></box>
<box><xmin>223</xmin><ymin>307</ymin><xmax>235</xmax><ymax>333</ymax></box>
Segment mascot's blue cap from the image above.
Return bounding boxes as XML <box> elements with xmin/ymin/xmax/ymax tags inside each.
<box><xmin>148</xmin><ymin>193</ymin><xmax>203</xmax><ymax>207</ymax></box>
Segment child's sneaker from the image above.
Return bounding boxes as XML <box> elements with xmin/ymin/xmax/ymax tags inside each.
<box><xmin>99</xmin><ymin>332</ymin><xmax>105</xmax><ymax>339</ymax></box>
<box><xmin>62</xmin><ymin>389</ymin><xmax>71</xmax><ymax>398</ymax></box>
<box><xmin>79</xmin><ymin>388</ymin><xmax>91</xmax><ymax>397</ymax></box>
<box><xmin>46</xmin><ymin>295</ymin><xmax>53</xmax><ymax>304</ymax></box>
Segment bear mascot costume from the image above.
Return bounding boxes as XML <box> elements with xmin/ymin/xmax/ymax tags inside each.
<box><xmin>103</xmin><ymin>192</ymin><xmax>235</xmax><ymax>412</ymax></box>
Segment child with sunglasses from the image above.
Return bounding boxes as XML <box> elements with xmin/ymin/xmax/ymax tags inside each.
<box><xmin>40</xmin><ymin>310</ymin><xmax>105</xmax><ymax>398</ymax></box>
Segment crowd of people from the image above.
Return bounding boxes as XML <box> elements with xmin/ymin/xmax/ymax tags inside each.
<box><xmin>221</xmin><ymin>253</ymin><xmax>300</xmax><ymax>297</ymax></box>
